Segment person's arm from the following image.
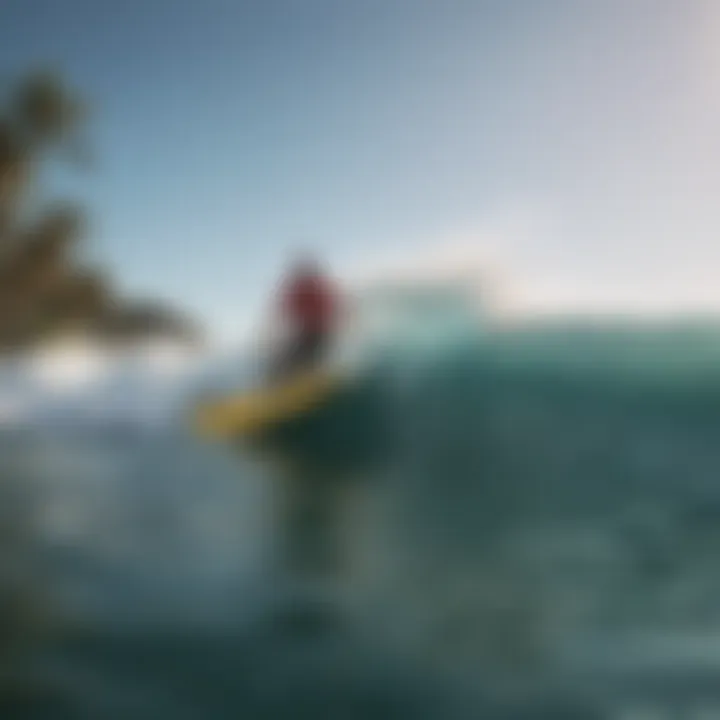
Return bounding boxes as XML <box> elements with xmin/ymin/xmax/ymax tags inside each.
<box><xmin>254</xmin><ymin>280</ymin><xmax>293</xmax><ymax>363</ymax></box>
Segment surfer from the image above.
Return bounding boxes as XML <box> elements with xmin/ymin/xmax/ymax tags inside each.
<box><xmin>270</xmin><ymin>253</ymin><xmax>342</xmax><ymax>380</ymax></box>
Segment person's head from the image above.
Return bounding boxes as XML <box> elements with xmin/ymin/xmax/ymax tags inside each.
<box><xmin>289</xmin><ymin>249</ymin><xmax>321</xmax><ymax>277</ymax></box>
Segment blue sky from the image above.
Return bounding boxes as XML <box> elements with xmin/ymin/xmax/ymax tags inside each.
<box><xmin>1</xmin><ymin>0</ymin><xmax>719</xmax><ymax>340</ymax></box>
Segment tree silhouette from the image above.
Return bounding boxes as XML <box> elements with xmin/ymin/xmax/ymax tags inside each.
<box><xmin>0</xmin><ymin>70</ymin><xmax>199</xmax><ymax>352</ymax></box>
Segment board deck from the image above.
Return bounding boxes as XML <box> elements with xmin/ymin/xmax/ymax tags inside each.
<box><xmin>193</xmin><ymin>370</ymin><xmax>343</xmax><ymax>440</ymax></box>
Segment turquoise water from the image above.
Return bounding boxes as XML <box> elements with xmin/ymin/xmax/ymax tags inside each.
<box><xmin>6</xmin><ymin>319</ymin><xmax>720</xmax><ymax>717</ymax></box>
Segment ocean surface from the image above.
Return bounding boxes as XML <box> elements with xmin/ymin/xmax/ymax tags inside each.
<box><xmin>4</xmin><ymin>316</ymin><xmax>720</xmax><ymax>718</ymax></box>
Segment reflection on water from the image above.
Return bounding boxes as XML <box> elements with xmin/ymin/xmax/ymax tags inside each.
<box><xmin>3</xmin><ymin>324</ymin><xmax>720</xmax><ymax>717</ymax></box>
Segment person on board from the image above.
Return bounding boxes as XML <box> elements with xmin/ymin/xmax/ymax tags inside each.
<box><xmin>271</xmin><ymin>253</ymin><xmax>342</xmax><ymax>380</ymax></box>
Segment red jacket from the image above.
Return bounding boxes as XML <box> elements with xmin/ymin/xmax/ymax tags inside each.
<box><xmin>281</xmin><ymin>272</ymin><xmax>339</xmax><ymax>333</ymax></box>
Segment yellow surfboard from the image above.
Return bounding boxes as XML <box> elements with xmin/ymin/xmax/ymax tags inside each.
<box><xmin>193</xmin><ymin>370</ymin><xmax>343</xmax><ymax>441</ymax></box>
